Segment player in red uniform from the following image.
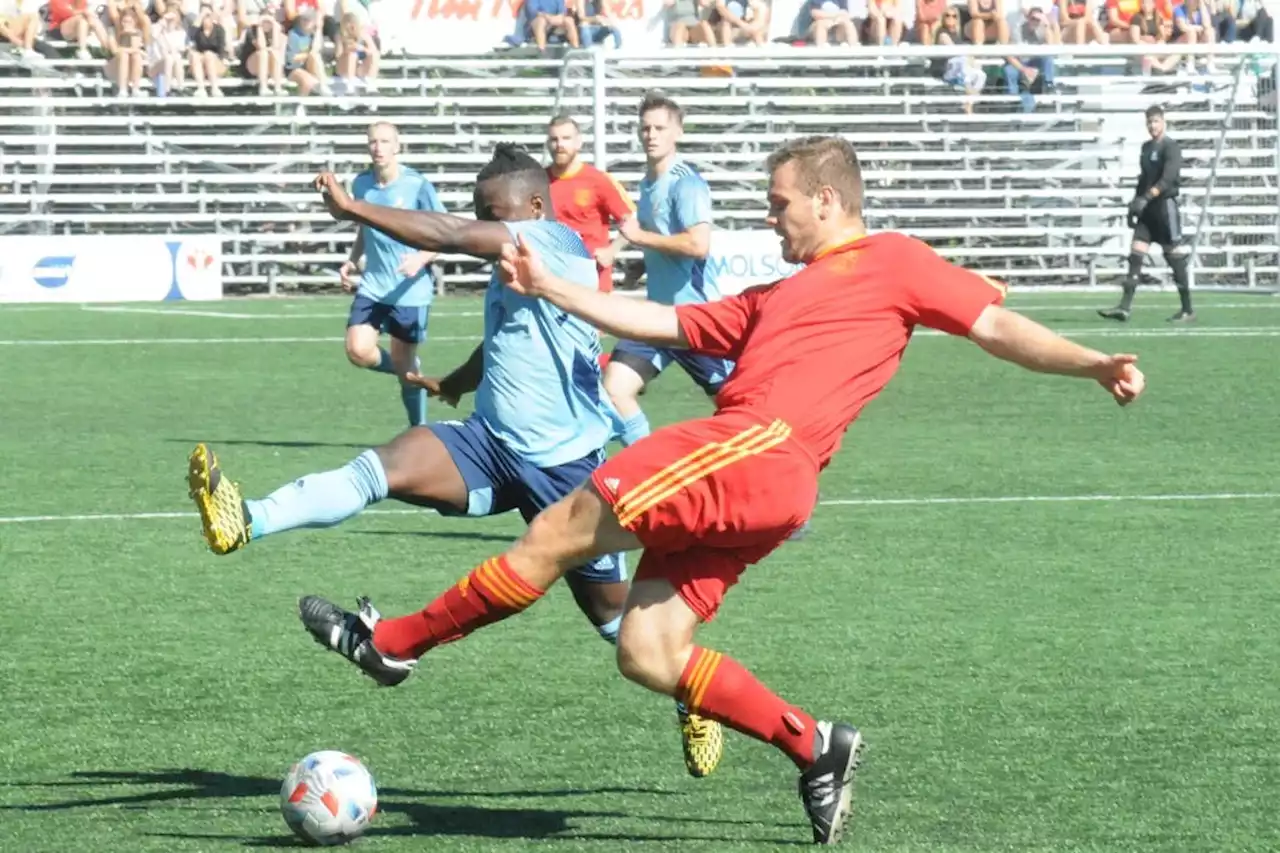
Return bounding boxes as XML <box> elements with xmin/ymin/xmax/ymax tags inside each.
<box><xmin>546</xmin><ymin>112</ymin><xmax>636</xmax><ymax>293</ymax></box>
<box><xmin>298</xmin><ymin>136</ymin><xmax>1145</xmax><ymax>845</ymax></box>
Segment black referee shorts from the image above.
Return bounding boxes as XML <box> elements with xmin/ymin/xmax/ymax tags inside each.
<box><xmin>1133</xmin><ymin>197</ymin><xmax>1183</xmax><ymax>248</ymax></box>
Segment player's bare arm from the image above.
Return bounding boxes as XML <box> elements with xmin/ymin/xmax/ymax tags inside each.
<box><xmin>619</xmin><ymin>218</ymin><xmax>710</xmax><ymax>259</ymax></box>
<box><xmin>315</xmin><ymin>172</ymin><xmax>509</xmax><ymax>259</ymax></box>
<box><xmin>967</xmin><ymin>304</ymin><xmax>1146</xmax><ymax>406</ymax></box>
<box><xmin>500</xmin><ymin>238</ymin><xmax>686</xmax><ymax>346</ymax></box>
<box><xmin>402</xmin><ymin>344</ymin><xmax>483</xmax><ymax>407</ymax></box>
<box><xmin>340</xmin><ymin>229</ymin><xmax>365</xmax><ymax>292</ymax></box>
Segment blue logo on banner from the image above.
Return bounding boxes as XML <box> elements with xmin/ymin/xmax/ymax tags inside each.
<box><xmin>32</xmin><ymin>256</ymin><xmax>75</xmax><ymax>289</ymax></box>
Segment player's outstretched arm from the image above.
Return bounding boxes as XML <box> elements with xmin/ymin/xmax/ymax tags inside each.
<box><xmin>499</xmin><ymin>238</ymin><xmax>686</xmax><ymax>347</ymax></box>
<box><xmin>314</xmin><ymin>172</ymin><xmax>509</xmax><ymax>260</ymax></box>
<box><xmin>968</xmin><ymin>304</ymin><xmax>1145</xmax><ymax>406</ymax></box>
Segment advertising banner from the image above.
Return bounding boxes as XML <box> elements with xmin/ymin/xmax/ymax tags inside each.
<box><xmin>0</xmin><ymin>235</ymin><xmax>222</xmax><ymax>304</ymax></box>
<box><xmin>707</xmin><ymin>228</ymin><xmax>804</xmax><ymax>296</ymax></box>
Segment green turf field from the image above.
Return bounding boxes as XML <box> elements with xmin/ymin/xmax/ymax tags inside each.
<box><xmin>2</xmin><ymin>291</ymin><xmax>1278</xmax><ymax>852</ymax></box>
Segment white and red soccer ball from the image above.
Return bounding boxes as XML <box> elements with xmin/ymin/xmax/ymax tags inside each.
<box><xmin>280</xmin><ymin>751</ymin><xmax>378</xmax><ymax>846</ymax></box>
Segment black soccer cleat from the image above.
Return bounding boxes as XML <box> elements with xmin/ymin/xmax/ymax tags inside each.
<box><xmin>1167</xmin><ymin>310</ymin><xmax>1196</xmax><ymax>323</ymax></box>
<box><xmin>798</xmin><ymin>721</ymin><xmax>864</xmax><ymax>845</ymax></box>
<box><xmin>1097</xmin><ymin>307</ymin><xmax>1131</xmax><ymax>322</ymax></box>
<box><xmin>298</xmin><ymin>595</ymin><xmax>417</xmax><ymax>687</ymax></box>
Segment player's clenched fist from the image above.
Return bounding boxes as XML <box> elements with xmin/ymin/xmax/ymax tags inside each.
<box><xmin>498</xmin><ymin>237</ymin><xmax>550</xmax><ymax>297</ymax></box>
<box><xmin>314</xmin><ymin>171</ymin><xmax>354</xmax><ymax>221</ymax></box>
<box><xmin>1094</xmin><ymin>354</ymin><xmax>1145</xmax><ymax>407</ymax></box>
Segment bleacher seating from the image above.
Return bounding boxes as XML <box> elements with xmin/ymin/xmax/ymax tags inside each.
<box><xmin>1</xmin><ymin>42</ymin><xmax>1276</xmax><ymax>292</ymax></box>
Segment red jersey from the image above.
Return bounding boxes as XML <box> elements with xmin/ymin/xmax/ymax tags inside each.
<box><xmin>548</xmin><ymin>161</ymin><xmax>634</xmax><ymax>254</ymax></box>
<box><xmin>675</xmin><ymin>231</ymin><xmax>1007</xmax><ymax>468</ymax></box>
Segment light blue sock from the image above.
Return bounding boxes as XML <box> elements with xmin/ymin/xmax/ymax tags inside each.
<box><xmin>619</xmin><ymin>411</ymin><xmax>651</xmax><ymax>447</ymax></box>
<box><xmin>246</xmin><ymin>450</ymin><xmax>389</xmax><ymax>539</ymax></box>
<box><xmin>370</xmin><ymin>348</ymin><xmax>395</xmax><ymax>375</ymax></box>
<box><xmin>596</xmin><ymin>615</ymin><xmax>621</xmax><ymax>644</ymax></box>
<box><xmin>400</xmin><ymin>356</ymin><xmax>427</xmax><ymax>426</ymax></box>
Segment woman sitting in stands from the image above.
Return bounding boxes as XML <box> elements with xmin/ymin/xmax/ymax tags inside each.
<box><xmin>149</xmin><ymin>6</ymin><xmax>188</xmax><ymax>96</ymax></box>
<box><xmin>965</xmin><ymin>0</ymin><xmax>1009</xmax><ymax>42</ymax></box>
<box><xmin>283</xmin><ymin>8</ymin><xmax>330</xmax><ymax>95</ymax></box>
<box><xmin>334</xmin><ymin>11</ymin><xmax>379</xmax><ymax>93</ymax></box>
<box><xmin>711</xmin><ymin>0</ymin><xmax>770</xmax><ymax>44</ymax></box>
<box><xmin>189</xmin><ymin>5</ymin><xmax>228</xmax><ymax>96</ymax></box>
<box><xmin>46</xmin><ymin>0</ymin><xmax>112</xmax><ymax>59</ymax></box>
<box><xmin>1130</xmin><ymin>0</ymin><xmax>1179</xmax><ymax>71</ymax></box>
<box><xmin>0</xmin><ymin>0</ymin><xmax>41</xmax><ymax>57</ymax></box>
<box><xmin>1058</xmin><ymin>0</ymin><xmax>1109</xmax><ymax>41</ymax></box>
<box><xmin>237</xmin><ymin>2</ymin><xmax>286</xmax><ymax>94</ymax></box>
<box><xmin>104</xmin><ymin>7</ymin><xmax>147</xmax><ymax>97</ymax></box>
<box><xmin>1104</xmin><ymin>0</ymin><xmax>1140</xmax><ymax>39</ymax></box>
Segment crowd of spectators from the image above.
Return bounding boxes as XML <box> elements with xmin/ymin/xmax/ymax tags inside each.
<box><xmin>0</xmin><ymin>0</ymin><xmax>382</xmax><ymax>97</ymax></box>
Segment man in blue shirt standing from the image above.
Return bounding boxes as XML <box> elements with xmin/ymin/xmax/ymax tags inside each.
<box><xmin>343</xmin><ymin>121</ymin><xmax>447</xmax><ymax>426</ymax></box>
<box><xmin>610</xmin><ymin>94</ymin><xmax>731</xmax><ymax>450</ymax></box>
<box><xmin>186</xmin><ymin>144</ymin><xmax>723</xmax><ymax>778</ymax></box>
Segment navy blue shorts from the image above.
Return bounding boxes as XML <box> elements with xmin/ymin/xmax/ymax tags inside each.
<box><xmin>427</xmin><ymin>415</ymin><xmax>626</xmax><ymax>584</ymax></box>
<box><xmin>611</xmin><ymin>339</ymin><xmax>733</xmax><ymax>395</ymax></box>
<box><xmin>347</xmin><ymin>295</ymin><xmax>430</xmax><ymax>344</ymax></box>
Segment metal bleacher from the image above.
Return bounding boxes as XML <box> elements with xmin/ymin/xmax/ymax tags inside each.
<box><xmin>1</xmin><ymin>42</ymin><xmax>1277</xmax><ymax>292</ymax></box>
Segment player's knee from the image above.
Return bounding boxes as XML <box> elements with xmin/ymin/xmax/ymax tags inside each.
<box><xmin>614</xmin><ymin>628</ymin><xmax>675</xmax><ymax>691</ymax></box>
<box><xmin>345</xmin><ymin>340</ymin><xmax>378</xmax><ymax>368</ymax></box>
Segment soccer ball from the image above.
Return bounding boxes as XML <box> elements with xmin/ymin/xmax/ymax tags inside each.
<box><xmin>279</xmin><ymin>750</ymin><xmax>378</xmax><ymax>846</ymax></box>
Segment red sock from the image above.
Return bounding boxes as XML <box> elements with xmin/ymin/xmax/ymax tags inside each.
<box><xmin>372</xmin><ymin>556</ymin><xmax>544</xmax><ymax>659</ymax></box>
<box><xmin>678</xmin><ymin>646</ymin><xmax>818</xmax><ymax>770</ymax></box>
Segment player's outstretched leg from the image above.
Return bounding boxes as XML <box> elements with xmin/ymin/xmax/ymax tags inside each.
<box><xmin>298</xmin><ymin>483</ymin><xmax>640</xmax><ymax>675</ymax></box>
<box><xmin>187</xmin><ymin>429</ymin><xmax>466</xmax><ymax>556</ymax></box>
<box><xmin>617</xmin><ymin>574</ymin><xmax>864</xmax><ymax>844</ymax></box>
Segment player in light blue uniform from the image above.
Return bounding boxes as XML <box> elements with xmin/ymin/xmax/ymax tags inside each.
<box><xmin>609</xmin><ymin>93</ymin><xmax>733</xmax><ymax>448</ymax></box>
<box><xmin>342</xmin><ymin>122</ymin><xmax>447</xmax><ymax>426</ymax></box>
<box><xmin>188</xmin><ymin>144</ymin><xmax>629</xmax><ymax>639</ymax></box>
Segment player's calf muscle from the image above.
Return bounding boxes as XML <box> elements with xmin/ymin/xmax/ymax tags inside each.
<box><xmin>508</xmin><ymin>485</ymin><xmax>637</xmax><ymax>589</ymax></box>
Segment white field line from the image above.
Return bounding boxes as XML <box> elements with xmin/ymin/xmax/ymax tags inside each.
<box><xmin>2</xmin><ymin>326</ymin><xmax>1280</xmax><ymax>346</ymax></box>
<box><xmin>1</xmin><ymin>491</ymin><xmax>1276</xmax><ymax>525</ymax></box>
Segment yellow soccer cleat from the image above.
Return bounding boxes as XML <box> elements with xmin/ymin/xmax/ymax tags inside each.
<box><xmin>187</xmin><ymin>443</ymin><xmax>252</xmax><ymax>555</ymax></box>
<box><xmin>678</xmin><ymin>707</ymin><xmax>724</xmax><ymax>778</ymax></box>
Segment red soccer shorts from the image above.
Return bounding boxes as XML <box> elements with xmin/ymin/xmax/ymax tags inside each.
<box><xmin>591</xmin><ymin>409</ymin><xmax>819</xmax><ymax>621</ymax></box>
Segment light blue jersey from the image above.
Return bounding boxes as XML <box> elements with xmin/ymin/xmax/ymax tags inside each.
<box><xmin>351</xmin><ymin>166</ymin><xmax>446</xmax><ymax>307</ymax></box>
<box><xmin>637</xmin><ymin>158</ymin><xmax>720</xmax><ymax>306</ymax></box>
<box><xmin>473</xmin><ymin>219</ymin><xmax>615</xmax><ymax>469</ymax></box>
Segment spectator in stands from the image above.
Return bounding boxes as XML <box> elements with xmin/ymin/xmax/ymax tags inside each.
<box><xmin>665</xmin><ymin>0</ymin><xmax>715</xmax><ymax>44</ymax></box>
<box><xmin>545</xmin><ymin>112</ymin><xmax>636</xmax><ymax>291</ymax></box>
<box><xmin>864</xmin><ymin>0</ymin><xmax>904</xmax><ymax>43</ymax></box>
<box><xmin>1173</xmin><ymin>0</ymin><xmax>1215</xmax><ymax>42</ymax></box>
<box><xmin>526</xmin><ymin>0</ymin><xmax>581</xmax><ymax>49</ymax></box>
<box><xmin>0</xmin><ymin>0</ymin><xmax>40</xmax><ymax>56</ymax></box>
<box><xmin>1130</xmin><ymin>0</ymin><xmax>1179</xmax><ymax>70</ymax></box>
<box><xmin>577</xmin><ymin>0</ymin><xmax>623</xmax><ymax>47</ymax></box>
<box><xmin>713</xmin><ymin>0</ymin><xmax>770</xmax><ymax>44</ymax></box>
<box><xmin>1104</xmin><ymin>0</ymin><xmax>1141</xmax><ymax>38</ymax></box>
<box><xmin>284</xmin><ymin>8</ymin><xmax>330</xmax><ymax>94</ymax></box>
<box><xmin>334</xmin><ymin>11</ymin><xmax>378</xmax><ymax>92</ymax></box>
<box><xmin>104</xmin><ymin>7</ymin><xmax>147</xmax><ymax>96</ymax></box>
<box><xmin>284</xmin><ymin>0</ymin><xmax>337</xmax><ymax>41</ymax></box>
<box><xmin>189</xmin><ymin>5</ymin><xmax>227</xmax><ymax>95</ymax></box>
<box><xmin>1004</xmin><ymin>3</ymin><xmax>1056</xmax><ymax>111</ymax></box>
<box><xmin>149</xmin><ymin>6</ymin><xmax>187</xmax><ymax>94</ymax></box>
<box><xmin>914</xmin><ymin>0</ymin><xmax>945</xmax><ymax>43</ymax></box>
<box><xmin>808</xmin><ymin>0</ymin><xmax>860</xmax><ymax>43</ymax></box>
<box><xmin>1236</xmin><ymin>0</ymin><xmax>1275</xmax><ymax>39</ymax></box>
<box><xmin>1211</xmin><ymin>0</ymin><xmax>1239</xmax><ymax>40</ymax></box>
<box><xmin>107</xmin><ymin>0</ymin><xmax>152</xmax><ymax>41</ymax></box>
<box><xmin>1059</xmin><ymin>0</ymin><xmax>1109</xmax><ymax>41</ymax></box>
<box><xmin>47</xmin><ymin>0</ymin><xmax>112</xmax><ymax>59</ymax></box>
<box><xmin>935</xmin><ymin>9</ymin><xmax>985</xmax><ymax>111</ymax></box>
<box><xmin>237</xmin><ymin>4</ymin><xmax>286</xmax><ymax>93</ymax></box>
<box><xmin>965</xmin><ymin>0</ymin><xmax>1009</xmax><ymax>42</ymax></box>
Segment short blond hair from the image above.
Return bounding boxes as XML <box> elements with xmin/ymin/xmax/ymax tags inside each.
<box><xmin>765</xmin><ymin>136</ymin><xmax>863</xmax><ymax>215</ymax></box>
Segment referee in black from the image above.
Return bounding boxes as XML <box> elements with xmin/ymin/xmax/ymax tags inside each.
<box><xmin>1099</xmin><ymin>105</ymin><xmax>1195</xmax><ymax>324</ymax></box>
